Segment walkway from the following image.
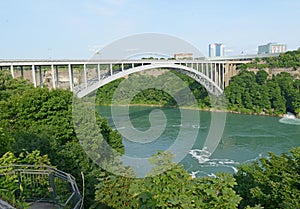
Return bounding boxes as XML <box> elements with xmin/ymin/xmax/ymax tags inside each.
<box><xmin>29</xmin><ymin>202</ymin><xmax>56</xmax><ymax>209</ymax></box>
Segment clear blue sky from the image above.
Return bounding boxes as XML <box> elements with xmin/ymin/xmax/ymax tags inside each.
<box><xmin>1</xmin><ymin>0</ymin><xmax>299</xmax><ymax>59</ymax></box>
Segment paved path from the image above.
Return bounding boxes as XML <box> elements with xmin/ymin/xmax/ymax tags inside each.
<box><xmin>28</xmin><ymin>202</ymin><xmax>56</xmax><ymax>209</ymax></box>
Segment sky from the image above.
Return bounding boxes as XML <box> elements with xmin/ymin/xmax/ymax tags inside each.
<box><xmin>0</xmin><ymin>0</ymin><xmax>300</xmax><ymax>59</ymax></box>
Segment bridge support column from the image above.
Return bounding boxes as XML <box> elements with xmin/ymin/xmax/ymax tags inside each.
<box><xmin>110</xmin><ymin>64</ymin><xmax>113</xmax><ymax>76</ymax></box>
<box><xmin>212</xmin><ymin>63</ymin><xmax>218</xmax><ymax>85</ymax></box>
<box><xmin>19</xmin><ymin>66</ymin><xmax>24</xmax><ymax>78</ymax></box>
<box><xmin>68</xmin><ymin>64</ymin><xmax>73</xmax><ymax>91</ymax></box>
<box><xmin>32</xmin><ymin>65</ymin><xmax>37</xmax><ymax>87</ymax></box>
<box><xmin>218</xmin><ymin>63</ymin><xmax>221</xmax><ymax>88</ymax></box>
<box><xmin>223</xmin><ymin>64</ymin><xmax>225</xmax><ymax>88</ymax></box>
<box><xmin>51</xmin><ymin>64</ymin><xmax>56</xmax><ymax>89</ymax></box>
<box><xmin>210</xmin><ymin>63</ymin><xmax>213</xmax><ymax>82</ymax></box>
<box><xmin>55</xmin><ymin>66</ymin><xmax>59</xmax><ymax>88</ymax></box>
<box><xmin>10</xmin><ymin>65</ymin><xmax>14</xmax><ymax>78</ymax></box>
<box><xmin>97</xmin><ymin>64</ymin><xmax>101</xmax><ymax>81</ymax></box>
<box><xmin>83</xmin><ymin>64</ymin><xmax>87</xmax><ymax>88</ymax></box>
<box><xmin>38</xmin><ymin>66</ymin><xmax>43</xmax><ymax>87</ymax></box>
<box><xmin>224</xmin><ymin>63</ymin><xmax>238</xmax><ymax>87</ymax></box>
<box><xmin>121</xmin><ymin>63</ymin><xmax>124</xmax><ymax>71</ymax></box>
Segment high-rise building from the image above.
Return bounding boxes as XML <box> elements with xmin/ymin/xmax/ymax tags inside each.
<box><xmin>258</xmin><ymin>42</ymin><xmax>287</xmax><ymax>54</ymax></box>
<box><xmin>209</xmin><ymin>43</ymin><xmax>224</xmax><ymax>57</ymax></box>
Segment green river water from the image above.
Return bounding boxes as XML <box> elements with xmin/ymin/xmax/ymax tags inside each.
<box><xmin>97</xmin><ymin>106</ymin><xmax>300</xmax><ymax>177</ymax></box>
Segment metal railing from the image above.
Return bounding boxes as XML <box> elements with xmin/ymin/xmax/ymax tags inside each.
<box><xmin>0</xmin><ymin>165</ymin><xmax>83</xmax><ymax>209</ymax></box>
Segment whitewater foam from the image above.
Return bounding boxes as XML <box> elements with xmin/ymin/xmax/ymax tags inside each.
<box><xmin>188</xmin><ymin>148</ymin><xmax>260</xmax><ymax>176</ymax></box>
<box><xmin>279</xmin><ymin>117</ymin><xmax>300</xmax><ymax>125</ymax></box>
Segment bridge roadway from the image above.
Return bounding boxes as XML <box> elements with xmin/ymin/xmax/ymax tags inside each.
<box><xmin>0</xmin><ymin>54</ymin><xmax>279</xmax><ymax>97</ymax></box>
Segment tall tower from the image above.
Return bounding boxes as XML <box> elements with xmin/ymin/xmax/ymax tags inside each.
<box><xmin>209</xmin><ymin>43</ymin><xmax>224</xmax><ymax>57</ymax></box>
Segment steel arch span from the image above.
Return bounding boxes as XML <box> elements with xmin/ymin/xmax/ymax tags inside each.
<box><xmin>75</xmin><ymin>63</ymin><xmax>224</xmax><ymax>98</ymax></box>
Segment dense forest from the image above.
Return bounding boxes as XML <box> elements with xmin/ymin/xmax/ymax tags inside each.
<box><xmin>0</xmin><ymin>62</ymin><xmax>300</xmax><ymax>208</ymax></box>
<box><xmin>96</xmin><ymin>69</ymin><xmax>300</xmax><ymax>117</ymax></box>
<box><xmin>225</xmin><ymin>70</ymin><xmax>300</xmax><ymax>116</ymax></box>
<box><xmin>96</xmin><ymin>70</ymin><xmax>211</xmax><ymax>109</ymax></box>
<box><xmin>238</xmin><ymin>50</ymin><xmax>300</xmax><ymax>70</ymax></box>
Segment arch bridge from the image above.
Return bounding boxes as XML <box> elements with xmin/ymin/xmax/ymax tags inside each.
<box><xmin>0</xmin><ymin>59</ymin><xmax>249</xmax><ymax>97</ymax></box>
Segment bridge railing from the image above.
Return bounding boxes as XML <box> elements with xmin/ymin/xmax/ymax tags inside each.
<box><xmin>0</xmin><ymin>165</ymin><xmax>83</xmax><ymax>209</ymax></box>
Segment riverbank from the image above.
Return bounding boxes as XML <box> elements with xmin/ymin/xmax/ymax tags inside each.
<box><xmin>96</xmin><ymin>103</ymin><xmax>294</xmax><ymax>118</ymax></box>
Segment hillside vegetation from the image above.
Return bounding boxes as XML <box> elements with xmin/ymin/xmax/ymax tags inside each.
<box><xmin>0</xmin><ymin>62</ymin><xmax>300</xmax><ymax>208</ymax></box>
<box><xmin>238</xmin><ymin>50</ymin><xmax>300</xmax><ymax>70</ymax></box>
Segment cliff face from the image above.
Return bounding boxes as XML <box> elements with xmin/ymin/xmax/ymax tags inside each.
<box><xmin>247</xmin><ymin>67</ymin><xmax>300</xmax><ymax>78</ymax></box>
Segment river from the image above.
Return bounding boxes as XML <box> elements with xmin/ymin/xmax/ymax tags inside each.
<box><xmin>97</xmin><ymin>106</ymin><xmax>300</xmax><ymax>177</ymax></box>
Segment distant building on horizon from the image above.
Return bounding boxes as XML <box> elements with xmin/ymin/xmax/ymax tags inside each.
<box><xmin>258</xmin><ymin>42</ymin><xmax>287</xmax><ymax>54</ymax></box>
<box><xmin>174</xmin><ymin>53</ymin><xmax>193</xmax><ymax>60</ymax></box>
<box><xmin>209</xmin><ymin>43</ymin><xmax>224</xmax><ymax>57</ymax></box>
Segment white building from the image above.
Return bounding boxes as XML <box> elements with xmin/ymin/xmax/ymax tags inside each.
<box><xmin>174</xmin><ymin>53</ymin><xmax>193</xmax><ymax>60</ymax></box>
<box><xmin>209</xmin><ymin>43</ymin><xmax>224</xmax><ymax>57</ymax></box>
<box><xmin>258</xmin><ymin>42</ymin><xmax>287</xmax><ymax>54</ymax></box>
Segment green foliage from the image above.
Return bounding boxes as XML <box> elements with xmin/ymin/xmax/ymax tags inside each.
<box><xmin>96</xmin><ymin>78</ymin><xmax>125</xmax><ymax>105</ymax></box>
<box><xmin>238</xmin><ymin>50</ymin><xmax>300</xmax><ymax>70</ymax></box>
<box><xmin>0</xmin><ymin>150</ymin><xmax>51</xmax><ymax>208</ymax></box>
<box><xmin>0</xmin><ymin>71</ymin><xmax>126</xmax><ymax>208</ymax></box>
<box><xmin>255</xmin><ymin>70</ymin><xmax>268</xmax><ymax>85</ymax></box>
<box><xmin>96</xmin><ymin>114</ymin><xmax>125</xmax><ymax>155</ymax></box>
<box><xmin>0</xmin><ymin>71</ymin><xmax>33</xmax><ymax>101</ymax></box>
<box><xmin>94</xmin><ymin>151</ymin><xmax>241</xmax><ymax>209</ymax></box>
<box><xmin>234</xmin><ymin>147</ymin><xmax>300</xmax><ymax>208</ymax></box>
<box><xmin>2</xmin><ymin>66</ymin><xmax>300</xmax><ymax>209</ymax></box>
<box><xmin>95</xmin><ymin>70</ymin><xmax>211</xmax><ymax>109</ymax></box>
<box><xmin>0</xmin><ymin>87</ymin><xmax>76</xmax><ymax>146</ymax></box>
<box><xmin>225</xmin><ymin>70</ymin><xmax>299</xmax><ymax>115</ymax></box>
<box><xmin>0</xmin><ymin>128</ymin><xmax>14</xmax><ymax>156</ymax></box>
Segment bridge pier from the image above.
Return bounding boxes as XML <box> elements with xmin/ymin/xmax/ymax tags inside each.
<box><xmin>51</xmin><ymin>65</ymin><xmax>56</xmax><ymax>89</ymax></box>
<box><xmin>210</xmin><ymin>63</ymin><xmax>213</xmax><ymax>82</ymax></box>
<box><xmin>83</xmin><ymin>64</ymin><xmax>87</xmax><ymax>88</ymax></box>
<box><xmin>68</xmin><ymin>64</ymin><xmax>73</xmax><ymax>91</ymax></box>
<box><xmin>10</xmin><ymin>65</ymin><xmax>14</xmax><ymax>78</ymax></box>
<box><xmin>109</xmin><ymin>63</ymin><xmax>113</xmax><ymax>76</ymax></box>
<box><xmin>224</xmin><ymin>63</ymin><xmax>239</xmax><ymax>87</ymax></box>
<box><xmin>97</xmin><ymin>64</ymin><xmax>101</xmax><ymax>81</ymax></box>
<box><xmin>38</xmin><ymin>65</ymin><xmax>43</xmax><ymax>87</ymax></box>
<box><xmin>32</xmin><ymin>65</ymin><xmax>37</xmax><ymax>87</ymax></box>
<box><xmin>219</xmin><ymin>64</ymin><xmax>222</xmax><ymax>89</ymax></box>
<box><xmin>55</xmin><ymin>65</ymin><xmax>59</xmax><ymax>88</ymax></box>
<box><xmin>214</xmin><ymin>63</ymin><xmax>218</xmax><ymax>87</ymax></box>
<box><xmin>20</xmin><ymin>66</ymin><xmax>24</xmax><ymax>78</ymax></box>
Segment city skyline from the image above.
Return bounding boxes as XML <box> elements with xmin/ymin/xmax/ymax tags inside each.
<box><xmin>0</xmin><ymin>0</ymin><xmax>299</xmax><ymax>59</ymax></box>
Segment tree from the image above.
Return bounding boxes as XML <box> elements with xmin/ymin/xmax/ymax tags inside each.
<box><xmin>234</xmin><ymin>147</ymin><xmax>300</xmax><ymax>209</ymax></box>
<box><xmin>255</xmin><ymin>70</ymin><xmax>268</xmax><ymax>85</ymax></box>
<box><xmin>0</xmin><ymin>71</ymin><xmax>33</xmax><ymax>101</ymax></box>
<box><xmin>0</xmin><ymin>128</ymin><xmax>14</xmax><ymax>157</ymax></box>
<box><xmin>0</xmin><ymin>71</ymin><xmax>127</xmax><ymax>208</ymax></box>
<box><xmin>237</xmin><ymin>50</ymin><xmax>300</xmax><ymax>70</ymax></box>
<box><xmin>0</xmin><ymin>150</ymin><xmax>52</xmax><ymax>208</ymax></box>
<box><xmin>267</xmin><ymin>80</ymin><xmax>286</xmax><ymax>114</ymax></box>
<box><xmin>94</xmin><ymin>151</ymin><xmax>242</xmax><ymax>209</ymax></box>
